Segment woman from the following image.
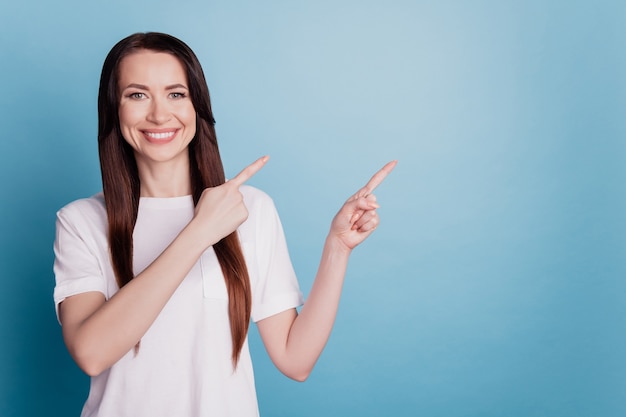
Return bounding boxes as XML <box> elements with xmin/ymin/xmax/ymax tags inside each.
<box><xmin>53</xmin><ymin>32</ymin><xmax>395</xmax><ymax>416</ymax></box>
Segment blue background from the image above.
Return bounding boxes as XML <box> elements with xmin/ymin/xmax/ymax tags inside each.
<box><xmin>1</xmin><ymin>1</ymin><xmax>624</xmax><ymax>416</ymax></box>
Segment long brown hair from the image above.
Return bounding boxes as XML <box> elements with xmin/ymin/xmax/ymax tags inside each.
<box><xmin>97</xmin><ymin>32</ymin><xmax>251</xmax><ymax>366</ymax></box>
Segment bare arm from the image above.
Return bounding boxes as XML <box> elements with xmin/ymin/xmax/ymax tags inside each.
<box><xmin>59</xmin><ymin>157</ymin><xmax>268</xmax><ymax>376</ymax></box>
<box><xmin>257</xmin><ymin>161</ymin><xmax>397</xmax><ymax>381</ymax></box>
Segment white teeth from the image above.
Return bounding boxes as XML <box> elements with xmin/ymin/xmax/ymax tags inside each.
<box><xmin>145</xmin><ymin>131</ymin><xmax>175</xmax><ymax>139</ymax></box>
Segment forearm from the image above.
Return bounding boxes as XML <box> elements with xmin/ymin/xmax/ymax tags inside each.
<box><xmin>64</xmin><ymin>223</ymin><xmax>209</xmax><ymax>375</ymax></box>
<box><xmin>280</xmin><ymin>236</ymin><xmax>351</xmax><ymax>378</ymax></box>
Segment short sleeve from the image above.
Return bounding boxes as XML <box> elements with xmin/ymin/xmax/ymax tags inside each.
<box><xmin>241</xmin><ymin>187</ymin><xmax>304</xmax><ymax>322</ymax></box>
<box><xmin>53</xmin><ymin>202</ymin><xmax>108</xmax><ymax>323</ymax></box>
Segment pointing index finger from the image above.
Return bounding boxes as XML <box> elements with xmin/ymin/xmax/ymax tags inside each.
<box><xmin>230</xmin><ymin>156</ymin><xmax>269</xmax><ymax>186</ymax></box>
<box><xmin>362</xmin><ymin>160</ymin><xmax>397</xmax><ymax>195</ymax></box>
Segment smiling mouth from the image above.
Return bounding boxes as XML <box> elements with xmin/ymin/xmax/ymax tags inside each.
<box><xmin>144</xmin><ymin>130</ymin><xmax>177</xmax><ymax>140</ymax></box>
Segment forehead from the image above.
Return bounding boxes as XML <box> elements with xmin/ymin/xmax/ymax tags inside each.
<box><xmin>117</xmin><ymin>50</ymin><xmax>188</xmax><ymax>87</ymax></box>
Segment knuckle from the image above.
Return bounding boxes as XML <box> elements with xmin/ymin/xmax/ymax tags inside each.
<box><xmin>238</xmin><ymin>207</ymin><xmax>249</xmax><ymax>223</ymax></box>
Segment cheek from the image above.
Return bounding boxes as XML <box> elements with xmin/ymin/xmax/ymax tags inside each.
<box><xmin>117</xmin><ymin>106</ymin><xmax>141</xmax><ymax>146</ymax></box>
<box><xmin>182</xmin><ymin>105</ymin><xmax>197</xmax><ymax>134</ymax></box>
<box><xmin>183</xmin><ymin>105</ymin><xmax>196</xmax><ymax>124</ymax></box>
<box><xmin>118</xmin><ymin>105</ymin><xmax>141</xmax><ymax>129</ymax></box>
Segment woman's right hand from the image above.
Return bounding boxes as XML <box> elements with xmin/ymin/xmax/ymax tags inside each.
<box><xmin>191</xmin><ymin>156</ymin><xmax>269</xmax><ymax>247</ymax></box>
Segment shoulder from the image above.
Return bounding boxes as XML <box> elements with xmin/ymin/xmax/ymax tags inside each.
<box><xmin>238</xmin><ymin>185</ymin><xmax>284</xmax><ymax>239</ymax></box>
<box><xmin>240</xmin><ymin>185</ymin><xmax>275</xmax><ymax>210</ymax></box>
<box><xmin>56</xmin><ymin>192</ymin><xmax>107</xmax><ymax>228</ymax></box>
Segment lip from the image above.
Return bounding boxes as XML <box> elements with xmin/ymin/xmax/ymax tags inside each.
<box><xmin>141</xmin><ymin>128</ymin><xmax>180</xmax><ymax>144</ymax></box>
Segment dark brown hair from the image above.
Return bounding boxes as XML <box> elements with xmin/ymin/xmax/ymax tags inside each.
<box><xmin>98</xmin><ymin>32</ymin><xmax>251</xmax><ymax>365</ymax></box>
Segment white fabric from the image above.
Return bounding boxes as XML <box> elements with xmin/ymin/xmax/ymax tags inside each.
<box><xmin>53</xmin><ymin>186</ymin><xmax>304</xmax><ymax>417</ymax></box>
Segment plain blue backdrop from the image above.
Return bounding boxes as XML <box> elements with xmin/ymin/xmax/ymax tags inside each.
<box><xmin>1</xmin><ymin>1</ymin><xmax>624</xmax><ymax>416</ymax></box>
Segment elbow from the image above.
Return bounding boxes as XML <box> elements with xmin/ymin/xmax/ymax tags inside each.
<box><xmin>80</xmin><ymin>364</ymin><xmax>103</xmax><ymax>378</ymax></box>
<box><xmin>73</xmin><ymin>351</ymin><xmax>108</xmax><ymax>377</ymax></box>
<box><xmin>291</xmin><ymin>373</ymin><xmax>310</xmax><ymax>383</ymax></box>
<box><xmin>283</xmin><ymin>367</ymin><xmax>312</xmax><ymax>383</ymax></box>
<box><xmin>68</xmin><ymin>337</ymin><xmax>110</xmax><ymax>377</ymax></box>
<box><xmin>272</xmin><ymin>354</ymin><xmax>318</xmax><ymax>382</ymax></box>
<box><xmin>79</xmin><ymin>360</ymin><xmax>108</xmax><ymax>377</ymax></box>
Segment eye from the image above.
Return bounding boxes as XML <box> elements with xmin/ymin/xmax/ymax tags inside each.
<box><xmin>128</xmin><ymin>92</ymin><xmax>146</xmax><ymax>100</ymax></box>
<box><xmin>169</xmin><ymin>92</ymin><xmax>187</xmax><ymax>99</ymax></box>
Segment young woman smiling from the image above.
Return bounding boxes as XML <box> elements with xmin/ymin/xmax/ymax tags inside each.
<box><xmin>53</xmin><ymin>32</ymin><xmax>396</xmax><ymax>417</ymax></box>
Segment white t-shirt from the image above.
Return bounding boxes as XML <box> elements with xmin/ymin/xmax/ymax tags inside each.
<box><xmin>53</xmin><ymin>186</ymin><xmax>304</xmax><ymax>417</ymax></box>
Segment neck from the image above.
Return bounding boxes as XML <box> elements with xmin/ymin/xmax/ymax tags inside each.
<box><xmin>136</xmin><ymin>156</ymin><xmax>192</xmax><ymax>198</ymax></box>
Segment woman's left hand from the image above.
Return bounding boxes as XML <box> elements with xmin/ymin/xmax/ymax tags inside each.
<box><xmin>330</xmin><ymin>160</ymin><xmax>397</xmax><ymax>251</ymax></box>
<box><xmin>258</xmin><ymin>160</ymin><xmax>397</xmax><ymax>381</ymax></box>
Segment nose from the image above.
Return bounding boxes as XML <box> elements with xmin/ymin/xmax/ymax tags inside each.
<box><xmin>146</xmin><ymin>97</ymin><xmax>171</xmax><ymax>125</ymax></box>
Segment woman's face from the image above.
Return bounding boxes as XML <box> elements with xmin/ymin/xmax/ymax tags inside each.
<box><xmin>117</xmin><ymin>50</ymin><xmax>196</xmax><ymax>168</ymax></box>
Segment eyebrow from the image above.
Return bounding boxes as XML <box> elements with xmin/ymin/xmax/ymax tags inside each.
<box><xmin>122</xmin><ymin>83</ymin><xmax>189</xmax><ymax>91</ymax></box>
